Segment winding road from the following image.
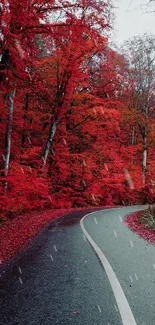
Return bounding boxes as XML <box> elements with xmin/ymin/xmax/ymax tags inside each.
<box><xmin>1</xmin><ymin>206</ymin><xmax>155</xmax><ymax>325</ymax></box>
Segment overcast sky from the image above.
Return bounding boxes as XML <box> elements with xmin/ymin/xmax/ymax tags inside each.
<box><xmin>113</xmin><ymin>0</ymin><xmax>155</xmax><ymax>45</ymax></box>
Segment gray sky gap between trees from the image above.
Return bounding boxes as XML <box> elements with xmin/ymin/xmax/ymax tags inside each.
<box><xmin>113</xmin><ymin>0</ymin><xmax>155</xmax><ymax>45</ymax></box>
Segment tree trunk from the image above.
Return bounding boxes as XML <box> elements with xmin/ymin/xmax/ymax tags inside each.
<box><xmin>142</xmin><ymin>127</ymin><xmax>147</xmax><ymax>184</ymax></box>
<box><xmin>21</xmin><ymin>93</ymin><xmax>29</xmax><ymax>147</ymax></box>
<box><xmin>3</xmin><ymin>89</ymin><xmax>16</xmax><ymax>191</ymax></box>
<box><xmin>42</xmin><ymin>119</ymin><xmax>58</xmax><ymax>168</ymax></box>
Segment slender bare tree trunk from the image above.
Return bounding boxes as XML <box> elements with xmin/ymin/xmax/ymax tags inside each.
<box><xmin>3</xmin><ymin>89</ymin><xmax>16</xmax><ymax>192</ymax></box>
<box><xmin>42</xmin><ymin>119</ymin><xmax>58</xmax><ymax>168</ymax></box>
<box><xmin>21</xmin><ymin>93</ymin><xmax>29</xmax><ymax>148</ymax></box>
<box><xmin>142</xmin><ymin>126</ymin><xmax>147</xmax><ymax>184</ymax></box>
<box><xmin>4</xmin><ymin>89</ymin><xmax>16</xmax><ymax>174</ymax></box>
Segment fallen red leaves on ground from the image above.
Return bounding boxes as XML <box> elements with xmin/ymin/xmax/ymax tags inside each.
<box><xmin>125</xmin><ymin>211</ymin><xmax>155</xmax><ymax>245</ymax></box>
<box><xmin>0</xmin><ymin>208</ymin><xmax>82</xmax><ymax>264</ymax></box>
<box><xmin>0</xmin><ymin>206</ymin><xmax>107</xmax><ymax>265</ymax></box>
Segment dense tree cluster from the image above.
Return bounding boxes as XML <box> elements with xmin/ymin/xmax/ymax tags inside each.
<box><xmin>1</xmin><ymin>0</ymin><xmax>155</xmax><ymax>218</ymax></box>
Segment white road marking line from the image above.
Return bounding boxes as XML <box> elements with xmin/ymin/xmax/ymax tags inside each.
<box><xmin>153</xmin><ymin>263</ymin><xmax>155</xmax><ymax>270</ymax></box>
<box><xmin>54</xmin><ymin>245</ymin><xmax>57</xmax><ymax>252</ymax></box>
<box><xmin>50</xmin><ymin>255</ymin><xmax>54</xmax><ymax>261</ymax></box>
<box><xmin>83</xmin><ymin>234</ymin><xmax>86</xmax><ymax>241</ymax></box>
<box><xmin>119</xmin><ymin>215</ymin><xmax>122</xmax><ymax>222</ymax></box>
<box><xmin>80</xmin><ymin>211</ymin><xmax>138</xmax><ymax>325</ymax></box>
<box><xmin>134</xmin><ymin>273</ymin><xmax>138</xmax><ymax>280</ymax></box>
<box><xmin>113</xmin><ymin>230</ymin><xmax>118</xmax><ymax>238</ymax></box>
<box><xmin>19</xmin><ymin>277</ymin><xmax>23</xmax><ymax>285</ymax></box>
<box><xmin>130</xmin><ymin>240</ymin><xmax>134</xmax><ymax>247</ymax></box>
<box><xmin>129</xmin><ymin>275</ymin><xmax>133</xmax><ymax>283</ymax></box>
<box><xmin>94</xmin><ymin>217</ymin><xmax>98</xmax><ymax>225</ymax></box>
<box><xmin>114</xmin><ymin>304</ymin><xmax>118</xmax><ymax>312</ymax></box>
<box><xmin>97</xmin><ymin>305</ymin><xmax>101</xmax><ymax>313</ymax></box>
<box><xmin>18</xmin><ymin>267</ymin><xmax>22</xmax><ymax>274</ymax></box>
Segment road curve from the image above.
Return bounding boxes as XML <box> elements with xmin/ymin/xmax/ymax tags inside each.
<box><xmin>1</xmin><ymin>206</ymin><xmax>154</xmax><ymax>325</ymax></box>
<box><xmin>81</xmin><ymin>211</ymin><xmax>137</xmax><ymax>325</ymax></box>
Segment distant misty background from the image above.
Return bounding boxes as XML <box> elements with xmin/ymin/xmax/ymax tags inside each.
<box><xmin>113</xmin><ymin>0</ymin><xmax>155</xmax><ymax>45</ymax></box>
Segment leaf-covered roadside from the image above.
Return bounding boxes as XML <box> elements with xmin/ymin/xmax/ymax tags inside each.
<box><xmin>0</xmin><ymin>208</ymin><xmax>78</xmax><ymax>264</ymax></box>
<box><xmin>125</xmin><ymin>208</ymin><xmax>155</xmax><ymax>245</ymax></box>
<box><xmin>0</xmin><ymin>206</ymin><xmax>107</xmax><ymax>265</ymax></box>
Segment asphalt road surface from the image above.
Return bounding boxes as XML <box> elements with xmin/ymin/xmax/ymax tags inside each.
<box><xmin>1</xmin><ymin>206</ymin><xmax>155</xmax><ymax>325</ymax></box>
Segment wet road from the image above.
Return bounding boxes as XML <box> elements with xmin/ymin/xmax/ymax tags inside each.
<box><xmin>1</xmin><ymin>206</ymin><xmax>154</xmax><ymax>325</ymax></box>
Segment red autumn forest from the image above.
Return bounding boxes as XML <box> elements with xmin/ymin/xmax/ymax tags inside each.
<box><xmin>1</xmin><ymin>0</ymin><xmax>155</xmax><ymax>220</ymax></box>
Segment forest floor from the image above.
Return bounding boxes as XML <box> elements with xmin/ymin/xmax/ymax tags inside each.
<box><xmin>1</xmin><ymin>205</ymin><xmax>154</xmax><ymax>266</ymax></box>
<box><xmin>125</xmin><ymin>207</ymin><xmax>155</xmax><ymax>246</ymax></box>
